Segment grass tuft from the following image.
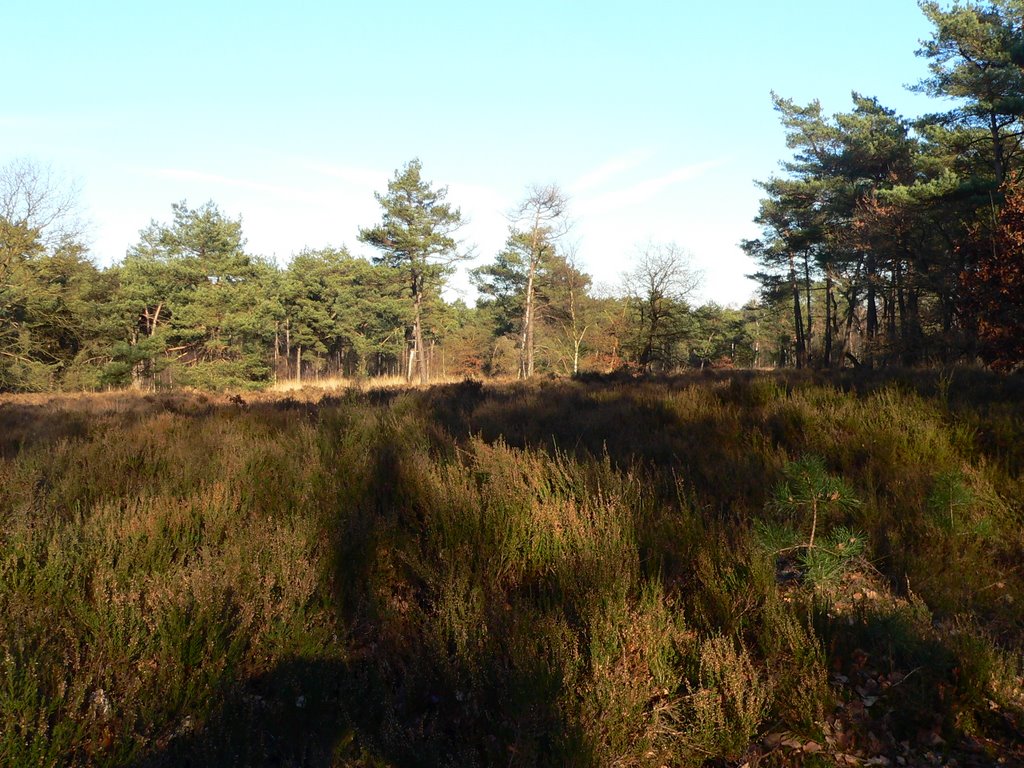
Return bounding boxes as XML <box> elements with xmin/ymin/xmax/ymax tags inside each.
<box><xmin>1</xmin><ymin>371</ymin><xmax>1021</xmax><ymax>765</ymax></box>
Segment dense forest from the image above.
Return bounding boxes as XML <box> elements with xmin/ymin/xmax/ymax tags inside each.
<box><xmin>3</xmin><ymin>1</ymin><xmax>1024</xmax><ymax>393</ymax></box>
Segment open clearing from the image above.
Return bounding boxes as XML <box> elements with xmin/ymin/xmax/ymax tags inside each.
<box><xmin>2</xmin><ymin>372</ymin><xmax>1022</xmax><ymax>766</ymax></box>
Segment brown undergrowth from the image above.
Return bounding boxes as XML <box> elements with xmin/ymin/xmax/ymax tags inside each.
<box><xmin>0</xmin><ymin>371</ymin><xmax>1021</xmax><ymax>766</ymax></box>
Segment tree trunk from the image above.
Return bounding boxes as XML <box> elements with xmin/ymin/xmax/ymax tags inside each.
<box><xmin>285</xmin><ymin>320</ymin><xmax>291</xmax><ymax>380</ymax></box>
<box><xmin>884</xmin><ymin>281</ymin><xmax>897</xmax><ymax>367</ymax></box>
<box><xmin>830</xmin><ymin>286</ymin><xmax>841</xmax><ymax>367</ymax></box>
<box><xmin>643</xmin><ymin>310</ymin><xmax>659</xmax><ymax>373</ymax></box>
<box><xmin>567</xmin><ymin>273</ymin><xmax>585</xmax><ymax>376</ymax></box>
<box><xmin>520</xmin><ymin>251</ymin><xmax>537</xmax><ymax>378</ymax></box>
<box><xmin>824</xmin><ymin>274</ymin><xmax>833</xmax><ymax>367</ymax></box>
<box><xmin>990</xmin><ymin>110</ymin><xmax>1005</xmax><ymax>186</ymax></box>
<box><xmin>906</xmin><ymin>285</ymin><xmax>922</xmax><ymax>366</ymax></box>
<box><xmin>572</xmin><ymin>329</ymin><xmax>586</xmax><ymax>375</ymax></box>
<box><xmin>789</xmin><ymin>253</ymin><xmax>806</xmax><ymax>368</ymax></box>
<box><xmin>412</xmin><ymin>289</ymin><xmax>427</xmax><ymax>385</ymax></box>
<box><xmin>803</xmin><ymin>256</ymin><xmax>813</xmax><ymax>364</ymax></box>
<box><xmin>149</xmin><ymin>303</ymin><xmax>162</xmax><ymax>337</ymax></box>
<box><xmin>839</xmin><ymin>282</ymin><xmax>860</xmax><ymax>368</ymax></box>
<box><xmin>753</xmin><ymin>317</ymin><xmax>761</xmax><ymax>368</ymax></box>
<box><xmin>894</xmin><ymin>261</ymin><xmax>909</xmax><ymax>365</ymax></box>
<box><xmin>865</xmin><ymin>253</ymin><xmax>878</xmax><ymax>369</ymax></box>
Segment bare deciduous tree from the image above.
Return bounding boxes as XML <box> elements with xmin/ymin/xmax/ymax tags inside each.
<box><xmin>0</xmin><ymin>157</ymin><xmax>86</xmax><ymax>250</ymax></box>
<box><xmin>510</xmin><ymin>184</ymin><xmax>570</xmax><ymax>378</ymax></box>
<box><xmin>622</xmin><ymin>241</ymin><xmax>702</xmax><ymax>373</ymax></box>
<box><xmin>548</xmin><ymin>244</ymin><xmax>592</xmax><ymax>375</ymax></box>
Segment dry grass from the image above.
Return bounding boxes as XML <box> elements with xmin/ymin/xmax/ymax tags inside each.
<box><xmin>1</xmin><ymin>371</ymin><xmax>1021</xmax><ymax>766</ymax></box>
<box><xmin>264</xmin><ymin>373</ymin><xmax>471</xmax><ymax>395</ymax></box>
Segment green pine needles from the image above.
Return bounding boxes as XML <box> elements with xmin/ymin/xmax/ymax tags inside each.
<box><xmin>926</xmin><ymin>470</ymin><xmax>975</xmax><ymax>534</ymax></box>
<box><xmin>759</xmin><ymin>455</ymin><xmax>866</xmax><ymax>588</ymax></box>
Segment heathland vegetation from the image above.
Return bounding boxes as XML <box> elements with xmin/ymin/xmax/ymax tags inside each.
<box><xmin>3</xmin><ymin>3</ymin><xmax>1024</xmax><ymax>766</ymax></box>
<box><xmin>1</xmin><ymin>372</ymin><xmax>1022</xmax><ymax>765</ymax></box>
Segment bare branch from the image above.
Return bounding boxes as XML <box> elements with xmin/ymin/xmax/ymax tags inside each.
<box><xmin>508</xmin><ymin>183</ymin><xmax>574</xmax><ymax>241</ymax></box>
<box><xmin>0</xmin><ymin>157</ymin><xmax>87</xmax><ymax>249</ymax></box>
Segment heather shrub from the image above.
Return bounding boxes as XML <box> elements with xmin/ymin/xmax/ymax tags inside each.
<box><xmin>0</xmin><ymin>371</ymin><xmax>1021</xmax><ymax>766</ymax></box>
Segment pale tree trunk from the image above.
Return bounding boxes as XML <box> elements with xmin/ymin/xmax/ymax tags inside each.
<box><xmin>516</xmin><ymin>187</ymin><xmax>567</xmax><ymax>378</ymax></box>
<box><xmin>285</xmin><ymin>320</ymin><xmax>291</xmax><ymax>379</ymax></box>
<box><xmin>133</xmin><ymin>303</ymin><xmax>164</xmax><ymax>391</ymax></box>
<box><xmin>753</xmin><ymin>316</ymin><xmax>761</xmax><ymax>368</ymax></box>
<box><xmin>519</xmin><ymin>234</ymin><xmax>538</xmax><ymax>379</ymax></box>
<box><xmin>566</xmin><ymin>260</ymin><xmax>586</xmax><ymax>375</ymax></box>
<box><xmin>803</xmin><ymin>257</ymin><xmax>813</xmax><ymax>364</ymax></box>
<box><xmin>147</xmin><ymin>303</ymin><xmax>162</xmax><ymax>337</ymax></box>
<box><xmin>130</xmin><ymin>329</ymin><xmax>142</xmax><ymax>389</ymax></box>
<box><xmin>572</xmin><ymin>329</ymin><xmax>586</xmax><ymax>375</ymax></box>
<box><xmin>413</xmin><ymin>290</ymin><xmax>427</xmax><ymax>385</ymax></box>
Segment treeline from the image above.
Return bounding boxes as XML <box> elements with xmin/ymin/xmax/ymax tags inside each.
<box><xmin>744</xmin><ymin>0</ymin><xmax>1024</xmax><ymax>372</ymax></box>
<box><xmin>0</xmin><ymin>158</ymin><xmax>779</xmax><ymax>392</ymax></box>
<box><xmin>4</xmin><ymin>2</ymin><xmax>1024</xmax><ymax>392</ymax></box>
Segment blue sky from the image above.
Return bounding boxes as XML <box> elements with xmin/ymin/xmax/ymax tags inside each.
<box><xmin>3</xmin><ymin>1</ymin><xmax>941</xmax><ymax>306</ymax></box>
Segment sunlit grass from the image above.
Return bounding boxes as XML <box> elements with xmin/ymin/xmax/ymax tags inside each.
<box><xmin>264</xmin><ymin>373</ymin><xmax>470</xmax><ymax>394</ymax></box>
<box><xmin>0</xmin><ymin>371</ymin><xmax>1021</xmax><ymax>766</ymax></box>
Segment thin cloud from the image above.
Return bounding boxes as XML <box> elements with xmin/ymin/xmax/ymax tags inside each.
<box><xmin>440</xmin><ymin>180</ymin><xmax>513</xmax><ymax>266</ymax></box>
<box><xmin>578</xmin><ymin>160</ymin><xmax>723</xmax><ymax>215</ymax></box>
<box><xmin>308</xmin><ymin>163</ymin><xmax>388</xmax><ymax>188</ymax></box>
<box><xmin>149</xmin><ymin>167</ymin><xmax>300</xmax><ymax>197</ymax></box>
<box><xmin>447</xmin><ymin>181</ymin><xmax>511</xmax><ymax>219</ymax></box>
<box><xmin>569</xmin><ymin>149</ymin><xmax>652</xmax><ymax>194</ymax></box>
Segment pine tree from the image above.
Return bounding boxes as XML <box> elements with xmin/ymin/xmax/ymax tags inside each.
<box><xmin>962</xmin><ymin>180</ymin><xmax>1024</xmax><ymax>370</ymax></box>
<box><xmin>359</xmin><ymin>159</ymin><xmax>465</xmax><ymax>384</ymax></box>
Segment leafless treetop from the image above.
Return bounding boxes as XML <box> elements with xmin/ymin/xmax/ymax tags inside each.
<box><xmin>0</xmin><ymin>157</ymin><xmax>86</xmax><ymax>249</ymax></box>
